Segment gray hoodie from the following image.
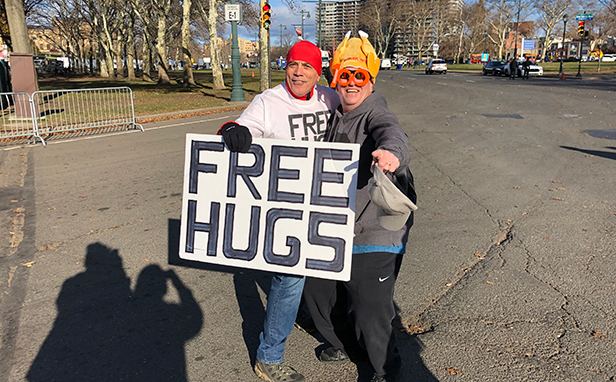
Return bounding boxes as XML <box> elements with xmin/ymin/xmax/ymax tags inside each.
<box><xmin>326</xmin><ymin>91</ymin><xmax>415</xmax><ymax>247</ymax></box>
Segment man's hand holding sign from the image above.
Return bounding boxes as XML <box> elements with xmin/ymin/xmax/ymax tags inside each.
<box><xmin>179</xmin><ymin>134</ymin><xmax>359</xmax><ymax>282</ymax></box>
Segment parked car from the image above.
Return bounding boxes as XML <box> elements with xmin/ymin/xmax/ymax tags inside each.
<box><xmin>425</xmin><ymin>59</ymin><xmax>447</xmax><ymax>74</ymax></box>
<box><xmin>504</xmin><ymin>60</ymin><xmax>543</xmax><ymax>77</ymax></box>
<box><xmin>381</xmin><ymin>58</ymin><xmax>392</xmax><ymax>70</ymax></box>
<box><xmin>602</xmin><ymin>54</ymin><xmax>616</xmax><ymax>62</ymax></box>
<box><xmin>482</xmin><ymin>60</ymin><xmax>507</xmax><ymax>76</ymax></box>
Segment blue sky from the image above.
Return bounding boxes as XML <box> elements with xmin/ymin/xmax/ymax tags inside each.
<box><xmin>229</xmin><ymin>0</ymin><xmax>321</xmax><ymax>46</ymax></box>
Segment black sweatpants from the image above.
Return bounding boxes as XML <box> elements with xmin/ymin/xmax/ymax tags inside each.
<box><xmin>304</xmin><ymin>251</ymin><xmax>401</xmax><ymax>377</ymax></box>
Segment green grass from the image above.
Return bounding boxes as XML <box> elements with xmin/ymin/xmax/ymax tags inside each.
<box><xmin>37</xmin><ymin>69</ymin><xmax>332</xmax><ymax>117</ymax></box>
<box><xmin>438</xmin><ymin>61</ymin><xmax>616</xmax><ymax>74</ymax></box>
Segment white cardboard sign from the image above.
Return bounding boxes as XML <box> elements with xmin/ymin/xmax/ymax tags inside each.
<box><xmin>179</xmin><ymin>134</ymin><xmax>359</xmax><ymax>281</ymax></box>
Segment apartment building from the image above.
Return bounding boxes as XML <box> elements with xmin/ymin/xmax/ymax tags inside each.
<box><xmin>315</xmin><ymin>0</ymin><xmax>363</xmax><ymax>53</ymax></box>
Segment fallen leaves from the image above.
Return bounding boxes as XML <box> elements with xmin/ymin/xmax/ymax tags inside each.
<box><xmin>446</xmin><ymin>367</ymin><xmax>464</xmax><ymax>375</ymax></box>
<box><xmin>22</xmin><ymin>261</ymin><xmax>35</xmax><ymax>267</ymax></box>
<box><xmin>553</xmin><ymin>197</ymin><xmax>564</xmax><ymax>201</ymax></box>
<box><xmin>406</xmin><ymin>325</ymin><xmax>429</xmax><ymax>335</ymax></box>
<box><xmin>591</xmin><ymin>330</ymin><xmax>605</xmax><ymax>339</ymax></box>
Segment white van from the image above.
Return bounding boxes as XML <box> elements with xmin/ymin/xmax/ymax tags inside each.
<box><xmin>381</xmin><ymin>58</ymin><xmax>391</xmax><ymax>70</ymax></box>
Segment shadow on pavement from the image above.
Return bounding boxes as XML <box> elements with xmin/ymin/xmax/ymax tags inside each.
<box><xmin>561</xmin><ymin>145</ymin><xmax>616</xmax><ymax>161</ymax></box>
<box><xmin>27</xmin><ymin>242</ymin><xmax>202</xmax><ymax>382</ymax></box>
<box><xmin>167</xmin><ymin>219</ymin><xmax>437</xmax><ymax>381</ymax></box>
<box><xmin>167</xmin><ymin>218</ymin><xmax>272</xmax><ymax>367</ymax></box>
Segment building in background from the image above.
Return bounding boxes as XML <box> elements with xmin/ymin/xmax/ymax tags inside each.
<box><xmin>315</xmin><ymin>0</ymin><xmax>363</xmax><ymax>53</ymax></box>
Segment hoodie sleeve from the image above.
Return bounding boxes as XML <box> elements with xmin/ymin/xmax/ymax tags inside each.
<box><xmin>366</xmin><ymin>105</ymin><xmax>411</xmax><ymax>174</ymax></box>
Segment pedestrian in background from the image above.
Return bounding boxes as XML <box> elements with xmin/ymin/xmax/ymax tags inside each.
<box><xmin>509</xmin><ymin>57</ymin><xmax>518</xmax><ymax>80</ymax></box>
<box><xmin>522</xmin><ymin>57</ymin><xmax>532</xmax><ymax>79</ymax></box>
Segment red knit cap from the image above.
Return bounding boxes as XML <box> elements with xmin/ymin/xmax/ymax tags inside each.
<box><xmin>286</xmin><ymin>40</ymin><xmax>322</xmax><ymax>76</ymax></box>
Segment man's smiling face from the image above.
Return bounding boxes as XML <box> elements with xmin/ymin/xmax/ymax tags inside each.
<box><xmin>285</xmin><ymin>61</ymin><xmax>319</xmax><ymax>97</ymax></box>
<box><xmin>336</xmin><ymin>67</ymin><xmax>374</xmax><ymax>113</ymax></box>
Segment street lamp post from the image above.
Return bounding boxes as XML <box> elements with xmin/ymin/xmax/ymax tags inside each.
<box><xmin>559</xmin><ymin>14</ymin><xmax>568</xmax><ymax>75</ymax></box>
<box><xmin>229</xmin><ymin>0</ymin><xmax>245</xmax><ymax>102</ymax></box>
<box><xmin>300</xmin><ymin>10</ymin><xmax>310</xmax><ymax>40</ymax></box>
<box><xmin>279</xmin><ymin>24</ymin><xmax>287</xmax><ymax>57</ymax></box>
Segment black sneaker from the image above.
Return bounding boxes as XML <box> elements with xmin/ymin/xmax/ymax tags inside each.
<box><xmin>370</xmin><ymin>373</ymin><xmax>396</xmax><ymax>382</ymax></box>
<box><xmin>254</xmin><ymin>360</ymin><xmax>305</xmax><ymax>382</ymax></box>
<box><xmin>318</xmin><ymin>347</ymin><xmax>350</xmax><ymax>364</ymax></box>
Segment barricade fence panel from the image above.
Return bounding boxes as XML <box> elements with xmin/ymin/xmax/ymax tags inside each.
<box><xmin>32</xmin><ymin>86</ymin><xmax>144</xmax><ymax>142</ymax></box>
<box><xmin>0</xmin><ymin>92</ymin><xmax>40</xmax><ymax>143</ymax></box>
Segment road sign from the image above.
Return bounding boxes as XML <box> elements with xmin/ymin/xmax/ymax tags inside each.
<box><xmin>225</xmin><ymin>4</ymin><xmax>242</xmax><ymax>22</ymax></box>
<box><xmin>522</xmin><ymin>39</ymin><xmax>536</xmax><ymax>50</ymax></box>
<box><xmin>575</xmin><ymin>13</ymin><xmax>593</xmax><ymax>21</ymax></box>
<box><xmin>433</xmin><ymin>44</ymin><xmax>439</xmax><ymax>51</ymax></box>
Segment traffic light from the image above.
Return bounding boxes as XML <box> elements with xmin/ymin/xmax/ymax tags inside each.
<box><xmin>577</xmin><ymin>21</ymin><xmax>585</xmax><ymax>36</ymax></box>
<box><xmin>261</xmin><ymin>2</ymin><xmax>271</xmax><ymax>29</ymax></box>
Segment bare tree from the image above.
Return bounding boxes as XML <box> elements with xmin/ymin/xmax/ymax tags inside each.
<box><xmin>533</xmin><ymin>0</ymin><xmax>572</xmax><ymax>60</ymax></box>
<box><xmin>362</xmin><ymin>0</ymin><xmax>402</xmax><ymax>58</ymax></box>
<box><xmin>486</xmin><ymin>0</ymin><xmax>516</xmax><ymax>59</ymax></box>
<box><xmin>195</xmin><ymin>0</ymin><xmax>225</xmax><ymax>89</ymax></box>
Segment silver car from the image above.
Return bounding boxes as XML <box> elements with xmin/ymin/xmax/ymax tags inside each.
<box><xmin>425</xmin><ymin>59</ymin><xmax>447</xmax><ymax>74</ymax></box>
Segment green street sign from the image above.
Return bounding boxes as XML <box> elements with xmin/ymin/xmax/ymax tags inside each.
<box><xmin>575</xmin><ymin>14</ymin><xmax>593</xmax><ymax>21</ymax></box>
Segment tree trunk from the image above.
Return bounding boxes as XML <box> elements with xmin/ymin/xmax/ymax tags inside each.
<box><xmin>207</xmin><ymin>0</ymin><xmax>225</xmax><ymax>89</ymax></box>
<box><xmin>5</xmin><ymin>0</ymin><xmax>31</xmax><ymax>53</ymax></box>
<box><xmin>127</xmin><ymin>17</ymin><xmax>136</xmax><ymax>80</ymax></box>
<box><xmin>181</xmin><ymin>0</ymin><xmax>195</xmax><ymax>87</ymax></box>
<box><xmin>100</xmin><ymin>48</ymin><xmax>110</xmax><ymax>77</ymax></box>
<box><xmin>156</xmin><ymin>16</ymin><xmax>170</xmax><ymax>84</ymax></box>
<box><xmin>106</xmin><ymin>46</ymin><xmax>116</xmax><ymax>79</ymax></box>
<box><xmin>115</xmin><ymin>35</ymin><xmax>124</xmax><ymax>79</ymax></box>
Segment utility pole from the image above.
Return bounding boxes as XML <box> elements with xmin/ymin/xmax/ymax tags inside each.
<box><xmin>259</xmin><ymin>0</ymin><xmax>271</xmax><ymax>90</ymax></box>
<box><xmin>513</xmin><ymin>0</ymin><xmax>521</xmax><ymax>58</ymax></box>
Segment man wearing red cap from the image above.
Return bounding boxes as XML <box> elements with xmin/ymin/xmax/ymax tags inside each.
<box><xmin>217</xmin><ymin>40</ymin><xmax>339</xmax><ymax>382</ymax></box>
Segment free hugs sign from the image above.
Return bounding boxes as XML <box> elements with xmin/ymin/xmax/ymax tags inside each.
<box><xmin>179</xmin><ymin>134</ymin><xmax>359</xmax><ymax>281</ymax></box>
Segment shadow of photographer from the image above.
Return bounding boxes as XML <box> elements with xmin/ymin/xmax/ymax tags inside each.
<box><xmin>27</xmin><ymin>242</ymin><xmax>202</xmax><ymax>382</ymax></box>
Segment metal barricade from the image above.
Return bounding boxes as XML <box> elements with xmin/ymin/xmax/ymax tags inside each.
<box><xmin>0</xmin><ymin>92</ymin><xmax>42</xmax><ymax>144</ymax></box>
<box><xmin>32</xmin><ymin>86</ymin><xmax>144</xmax><ymax>145</ymax></box>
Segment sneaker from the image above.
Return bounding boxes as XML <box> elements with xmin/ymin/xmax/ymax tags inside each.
<box><xmin>370</xmin><ymin>373</ymin><xmax>397</xmax><ymax>382</ymax></box>
<box><xmin>254</xmin><ymin>360</ymin><xmax>305</xmax><ymax>382</ymax></box>
<box><xmin>318</xmin><ymin>347</ymin><xmax>350</xmax><ymax>364</ymax></box>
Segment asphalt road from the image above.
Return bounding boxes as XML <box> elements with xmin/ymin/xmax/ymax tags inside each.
<box><xmin>1</xmin><ymin>71</ymin><xmax>615</xmax><ymax>382</ymax></box>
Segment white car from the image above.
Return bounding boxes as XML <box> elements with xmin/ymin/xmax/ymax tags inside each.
<box><xmin>381</xmin><ymin>58</ymin><xmax>392</xmax><ymax>70</ymax></box>
<box><xmin>425</xmin><ymin>59</ymin><xmax>447</xmax><ymax>74</ymax></box>
<box><xmin>602</xmin><ymin>54</ymin><xmax>616</xmax><ymax>62</ymax></box>
<box><xmin>504</xmin><ymin>60</ymin><xmax>543</xmax><ymax>77</ymax></box>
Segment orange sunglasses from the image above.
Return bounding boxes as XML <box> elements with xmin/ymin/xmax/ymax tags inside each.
<box><xmin>330</xmin><ymin>67</ymin><xmax>371</xmax><ymax>88</ymax></box>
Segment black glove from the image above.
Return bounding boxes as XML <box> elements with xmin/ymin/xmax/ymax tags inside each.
<box><xmin>218</xmin><ymin>121</ymin><xmax>252</xmax><ymax>153</ymax></box>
